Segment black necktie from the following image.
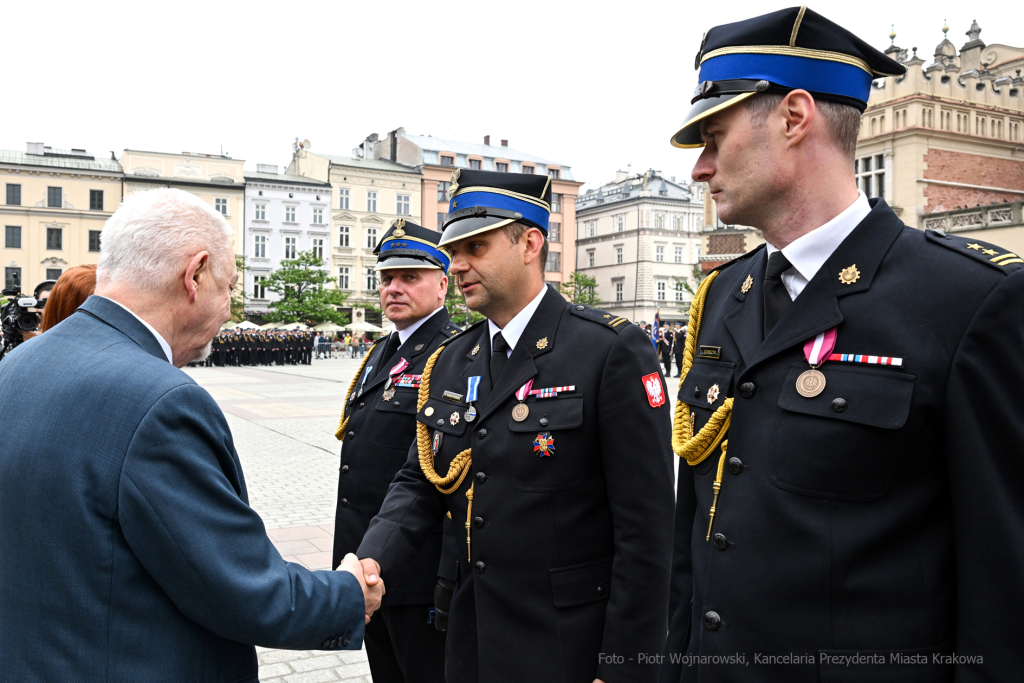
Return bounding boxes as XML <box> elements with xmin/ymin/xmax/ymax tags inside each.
<box><xmin>378</xmin><ymin>333</ymin><xmax>402</xmax><ymax>372</ymax></box>
<box><xmin>490</xmin><ymin>332</ymin><xmax>509</xmax><ymax>384</ymax></box>
<box><xmin>763</xmin><ymin>251</ymin><xmax>794</xmax><ymax>337</ymax></box>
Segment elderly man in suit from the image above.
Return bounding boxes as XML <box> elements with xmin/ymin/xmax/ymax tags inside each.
<box><xmin>0</xmin><ymin>188</ymin><xmax>382</xmax><ymax>683</ymax></box>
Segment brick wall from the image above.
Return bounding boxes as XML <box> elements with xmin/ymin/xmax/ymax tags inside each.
<box><xmin>924</xmin><ymin>149</ymin><xmax>1024</xmax><ymax>213</ymax></box>
<box><xmin>707</xmin><ymin>233</ymin><xmax>745</xmax><ymax>255</ymax></box>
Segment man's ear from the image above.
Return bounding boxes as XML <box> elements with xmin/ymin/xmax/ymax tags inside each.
<box><xmin>780</xmin><ymin>90</ymin><xmax>816</xmax><ymax>148</ymax></box>
<box><xmin>522</xmin><ymin>228</ymin><xmax>545</xmax><ymax>268</ymax></box>
<box><xmin>184</xmin><ymin>251</ymin><xmax>211</xmax><ymax>304</ymax></box>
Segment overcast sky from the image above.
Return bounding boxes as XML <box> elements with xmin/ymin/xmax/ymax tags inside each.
<box><xmin>3</xmin><ymin>0</ymin><xmax>1007</xmax><ymax>192</ymax></box>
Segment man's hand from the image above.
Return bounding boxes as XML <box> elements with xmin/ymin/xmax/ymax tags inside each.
<box><xmin>338</xmin><ymin>553</ymin><xmax>384</xmax><ymax>623</ymax></box>
<box><xmin>21</xmin><ymin>330</ymin><xmax>41</xmax><ymax>343</ymax></box>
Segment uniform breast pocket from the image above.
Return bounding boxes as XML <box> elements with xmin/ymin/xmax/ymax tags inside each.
<box><xmin>371</xmin><ymin>388</ymin><xmax>420</xmax><ymax>450</ymax></box>
<box><xmin>678</xmin><ymin>359</ymin><xmax>736</xmax><ymax>476</ymax></box>
<box><xmin>769</xmin><ymin>363</ymin><xmax>915</xmax><ymax>501</ymax></box>
<box><xmin>508</xmin><ymin>396</ymin><xmax>585</xmax><ymax>492</ymax></box>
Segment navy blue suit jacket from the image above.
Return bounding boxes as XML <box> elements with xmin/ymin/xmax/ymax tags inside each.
<box><xmin>0</xmin><ymin>296</ymin><xmax>364</xmax><ymax>682</ymax></box>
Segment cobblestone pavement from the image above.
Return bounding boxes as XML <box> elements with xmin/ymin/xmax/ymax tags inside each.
<box><xmin>183</xmin><ymin>352</ymin><xmax>682</xmax><ymax>683</ymax></box>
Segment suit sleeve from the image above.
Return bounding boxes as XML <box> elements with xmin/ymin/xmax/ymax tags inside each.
<box><xmin>118</xmin><ymin>384</ymin><xmax>366</xmax><ymax>650</ymax></box>
<box><xmin>357</xmin><ymin>441</ymin><xmax>448</xmax><ymax>582</ymax></box>
<box><xmin>943</xmin><ymin>270</ymin><xmax>1024</xmax><ymax>681</ymax></box>
<box><xmin>596</xmin><ymin>325</ymin><xmax>675</xmax><ymax>683</ymax></box>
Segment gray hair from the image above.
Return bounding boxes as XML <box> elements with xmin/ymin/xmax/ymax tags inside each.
<box><xmin>97</xmin><ymin>188</ymin><xmax>234</xmax><ymax>290</ymax></box>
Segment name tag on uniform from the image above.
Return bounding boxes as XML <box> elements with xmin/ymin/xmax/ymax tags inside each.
<box><xmin>698</xmin><ymin>345</ymin><xmax>721</xmax><ymax>360</ymax></box>
<box><xmin>442</xmin><ymin>391</ymin><xmax>464</xmax><ymax>403</ymax></box>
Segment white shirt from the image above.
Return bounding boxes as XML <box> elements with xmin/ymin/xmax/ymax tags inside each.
<box><xmin>397</xmin><ymin>306</ymin><xmax>447</xmax><ymax>346</ymax></box>
<box><xmin>765</xmin><ymin>192</ymin><xmax>871</xmax><ymax>301</ymax></box>
<box><xmin>487</xmin><ymin>285</ymin><xmax>547</xmax><ymax>357</ymax></box>
<box><xmin>101</xmin><ymin>296</ymin><xmax>174</xmax><ymax>364</ymax></box>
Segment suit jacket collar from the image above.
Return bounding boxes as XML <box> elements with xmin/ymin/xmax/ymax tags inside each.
<box><xmin>77</xmin><ymin>295</ymin><xmax>169</xmax><ymax>363</ymax></box>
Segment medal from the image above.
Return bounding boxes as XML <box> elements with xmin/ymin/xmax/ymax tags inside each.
<box><xmin>382</xmin><ymin>357</ymin><xmax>409</xmax><ymax>401</ymax></box>
<box><xmin>465</xmin><ymin>405</ymin><xmax>478</xmax><ymax>422</ymax></box>
<box><xmin>797</xmin><ymin>328</ymin><xmax>837</xmax><ymax>398</ymax></box>
<box><xmin>382</xmin><ymin>386</ymin><xmax>396</xmax><ymax>401</ymax></box>
<box><xmin>432</xmin><ymin>431</ymin><xmax>443</xmax><ymax>459</ymax></box>
<box><xmin>464</xmin><ymin>376</ymin><xmax>480</xmax><ymax>422</ymax></box>
<box><xmin>450</xmin><ymin>412</ymin><xmax>460</xmax><ymax>426</ymax></box>
<box><xmin>511</xmin><ymin>378</ymin><xmax>534</xmax><ymax>422</ymax></box>
<box><xmin>533</xmin><ymin>432</ymin><xmax>555</xmax><ymax>457</ymax></box>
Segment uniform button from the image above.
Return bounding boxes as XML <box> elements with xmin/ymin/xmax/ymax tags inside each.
<box><xmin>475</xmin><ymin>472</ymin><xmax>486</xmax><ymax>483</ymax></box>
<box><xmin>473</xmin><ymin>516</ymin><xmax>484</xmax><ymax>528</ymax></box>
<box><xmin>341</xmin><ymin>465</ymin><xmax>349</xmax><ymax>473</ymax></box>
<box><xmin>727</xmin><ymin>457</ymin><xmax>744</xmax><ymax>475</ymax></box>
<box><xmin>694</xmin><ymin>385</ymin><xmax>701</xmax><ymax>398</ymax></box>
<box><xmin>393</xmin><ymin>401</ymin><xmax>400</xmax><ymax>407</ymax></box>
<box><xmin>539</xmin><ymin>417</ymin><xmax>549</xmax><ymax>426</ymax></box>
<box><xmin>713</xmin><ymin>533</ymin><xmax>728</xmax><ymax>550</ymax></box>
<box><xmin>358</xmin><ymin>402</ymin><xmax>364</xmax><ymax>408</ymax></box>
<box><xmin>704</xmin><ymin>611</ymin><xmax>721</xmax><ymax>630</ymax></box>
<box><xmin>832</xmin><ymin>397</ymin><xmax>848</xmax><ymax>412</ymax></box>
<box><xmin>346</xmin><ymin>431</ymin><xmax>355</xmax><ymax>440</ymax></box>
<box><xmin>339</xmin><ymin>498</ymin><xmax>348</xmax><ymax>507</ymax></box>
<box><xmin>597</xmin><ymin>584</ymin><xmax>605</xmax><ymax>595</ymax></box>
<box><xmin>437</xmin><ymin>419</ymin><xmax>444</xmax><ymax>426</ymax></box>
<box><xmin>477</xmin><ymin>428</ymin><xmax>487</xmax><ymax>439</ymax></box>
<box><xmin>739</xmin><ymin>382</ymin><xmax>756</xmax><ymax>398</ymax></box>
<box><xmin>474</xmin><ymin>560</ymin><xmax>486</xmax><ymax>573</ymax></box>
<box><xmin>575</xmin><ymin>305</ymin><xmax>584</xmax><ymax>311</ymax></box>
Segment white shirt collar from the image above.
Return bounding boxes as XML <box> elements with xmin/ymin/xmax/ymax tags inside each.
<box><xmin>396</xmin><ymin>305</ymin><xmax>446</xmax><ymax>346</ymax></box>
<box><xmin>487</xmin><ymin>285</ymin><xmax>548</xmax><ymax>357</ymax></box>
<box><xmin>101</xmin><ymin>296</ymin><xmax>173</xmax><ymax>364</ymax></box>
<box><xmin>765</xmin><ymin>191</ymin><xmax>871</xmax><ymax>300</ymax></box>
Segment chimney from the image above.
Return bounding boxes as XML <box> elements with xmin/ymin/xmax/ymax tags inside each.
<box><xmin>256</xmin><ymin>164</ymin><xmax>279</xmax><ymax>174</ymax></box>
<box><xmin>484</xmin><ymin>135</ymin><xmax>490</xmax><ymax>146</ymax></box>
<box><xmin>26</xmin><ymin>142</ymin><xmax>45</xmax><ymax>155</ymax></box>
<box><xmin>501</xmin><ymin>139</ymin><xmax>508</xmax><ymax>147</ymax></box>
<box><xmin>615</xmin><ymin>170</ymin><xmax>628</xmax><ymax>183</ymax></box>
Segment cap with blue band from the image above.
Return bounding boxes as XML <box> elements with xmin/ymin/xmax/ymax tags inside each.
<box><xmin>374</xmin><ymin>219</ymin><xmax>452</xmax><ymax>273</ymax></box>
<box><xmin>440</xmin><ymin>168</ymin><xmax>552</xmax><ymax>247</ymax></box>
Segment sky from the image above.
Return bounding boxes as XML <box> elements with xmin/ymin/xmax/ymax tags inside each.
<box><xmin>2</xmin><ymin>0</ymin><xmax>1011</xmax><ymax>192</ymax></box>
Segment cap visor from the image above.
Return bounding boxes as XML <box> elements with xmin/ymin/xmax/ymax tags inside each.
<box><xmin>438</xmin><ymin>215</ymin><xmax>517</xmax><ymax>247</ymax></box>
<box><xmin>376</xmin><ymin>257</ymin><xmax>444</xmax><ymax>272</ymax></box>
<box><xmin>670</xmin><ymin>91</ymin><xmax>756</xmax><ymax>148</ymax></box>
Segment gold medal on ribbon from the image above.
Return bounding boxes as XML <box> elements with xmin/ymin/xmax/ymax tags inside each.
<box><xmin>512</xmin><ymin>403</ymin><xmax>530</xmax><ymax>422</ymax></box>
<box><xmin>795</xmin><ymin>369</ymin><xmax>826</xmax><ymax>397</ymax></box>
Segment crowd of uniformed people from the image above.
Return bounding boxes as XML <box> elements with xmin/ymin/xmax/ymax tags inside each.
<box><xmin>203</xmin><ymin>330</ymin><xmax>317</xmax><ymax>367</ymax></box>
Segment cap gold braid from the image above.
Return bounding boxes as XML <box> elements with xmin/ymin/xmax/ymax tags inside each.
<box><xmin>334</xmin><ymin>337</ymin><xmax>387</xmax><ymax>441</ymax></box>
<box><xmin>417</xmin><ymin>345</ymin><xmax>476</xmax><ymax>560</ymax></box>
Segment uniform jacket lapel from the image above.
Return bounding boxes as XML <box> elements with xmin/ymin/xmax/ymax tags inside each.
<box><xmin>364</xmin><ymin>309</ymin><xmax>451</xmax><ymax>392</ymax></box>
<box><xmin>723</xmin><ymin>246</ymin><xmax>767</xmax><ymax>371</ymax></box>
<box><xmin>460</xmin><ymin>325</ymin><xmax>492</xmax><ymax>405</ymax></box>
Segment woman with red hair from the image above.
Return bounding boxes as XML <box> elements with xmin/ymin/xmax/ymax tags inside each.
<box><xmin>40</xmin><ymin>264</ymin><xmax>97</xmax><ymax>332</ymax></box>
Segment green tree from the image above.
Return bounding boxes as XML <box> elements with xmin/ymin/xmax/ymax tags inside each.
<box><xmin>263</xmin><ymin>250</ymin><xmax>350</xmax><ymax>325</ymax></box>
<box><xmin>445</xmin><ymin>278</ymin><xmax>486</xmax><ymax>327</ymax></box>
<box><xmin>230</xmin><ymin>255</ymin><xmax>249</xmax><ymax>323</ymax></box>
<box><xmin>559</xmin><ymin>271</ymin><xmax>601</xmax><ymax>306</ymax></box>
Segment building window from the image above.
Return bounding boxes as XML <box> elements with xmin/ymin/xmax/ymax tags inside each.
<box><xmin>285</xmin><ymin>206</ymin><xmax>296</xmax><ymax>222</ymax></box>
<box><xmin>6</xmin><ymin>267</ymin><xmax>22</xmax><ymax>288</ymax></box>
<box><xmin>655</xmin><ymin>214</ymin><xmax>664</xmax><ymax>230</ymax></box>
<box><xmin>545</xmin><ymin>251</ymin><xmax>561</xmax><ymax>272</ymax></box>
<box><xmin>89</xmin><ymin>190</ymin><xmax>104</xmax><ymax>211</ymax></box>
<box><xmin>89</xmin><ymin>230</ymin><xmax>101</xmax><ymax>252</ymax></box>
<box><xmin>675</xmin><ymin>281</ymin><xmax>685</xmax><ymax>302</ymax></box>
<box><xmin>614</xmin><ymin>282</ymin><xmax>623</xmax><ymax>302</ymax></box>
<box><xmin>396</xmin><ymin>194</ymin><xmax>411</xmax><ymax>215</ymax></box>
<box><xmin>46</xmin><ymin>227</ymin><xmax>62</xmax><ymax>250</ymax></box>
<box><xmin>252</xmin><ymin>275</ymin><xmax>266</xmax><ymax>299</ymax></box>
<box><xmin>339</xmin><ymin>225</ymin><xmax>350</xmax><ymax>247</ymax></box>
<box><xmin>215</xmin><ymin>198</ymin><xmax>228</xmax><ymax>215</ymax></box>
<box><xmin>254</xmin><ymin>234</ymin><xmax>267</xmax><ymax>258</ymax></box>
<box><xmin>437</xmin><ymin>182</ymin><xmax>451</xmax><ymax>202</ymax></box>
<box><xmin>6</xmin><ymin>184</ymin><xmax>20</xmax><ymax>206</ymax></box>
<box><xmin>586</xmin><ymin>221</ymin><xmax>596</xmax><ymax>237</ymax></box>
<box><xmin>549</xmin><ymin>169</ymin><xmax>560</xmax><ymax>179</ymax></box>
<box><xmin>656</xmin><ymin>245</ymin><xmax>665</xmax><ymax>262</ymax></box>
<box><xmin>548</xmin><ymin>222</ymin><xmax>561</xmax><ymax>243</ymax></box>
<box><xmin>615</xmin><ymin>247</ymin><xmax>623</xmax><ymax>264</ymax></box>
<box><xmin>657</xmin><ymin>281</ymin><xmax>666</xmax><ymax>301</ymax></box>
<box><xmin>338</xmin><ymin>266</ymin><xmax>350</xmax><ymax>289</ymax></box>
<box><xmin>339</xmin><ymin>188</ymin><xmax>350</xmax><ymax>210</ymax></box>
<box><xmin>496</xmin><ymin>162</ymin><xmax>508</xmax><ymax>173</ymax></box>
<box><xmin>313</xmin><ymin>207</ymin><xmax>324</xmax><ymax>224</ymax></box>
<box><xmin>254</xmin><ymin>203</ymin><xmax>266</xmax><ymax>220</ymax></box>
<box><xmin>44</xmin><ymin>267</ymin><xmax>61</xmax><ymax>280</ymax></box>
<box><xmin>366</xmin><ymin>267</ymin><xmax>377</xmax><ymax>290</ymax></box>
<box><xmin>522</xmin><ymin>165</ymin><xmax>535</xmax><ymax>174</ymax></box>
<box><xmin>551</xmin><ymin>194</ymin><xmax>561</xmax><ymax>213</ymax></box>
<box><xmin>5</xmin><ymin>226</ymin><xmax>21</xmax><ymax>249</ymax></box>
<box><xmin>47</xmin><ymin>187</ymin><xmax>62</xmax><ymax>208</ymax></box>
<box><xmin>437</xmin><ymin>213</ymin><xmax>446</xmax><ymax>230</ymax></box>
<box><xmin>674</xmin><ymin>245</ymin><xmax>683</xmax><ymax>263</ymax></box>
<box><xmin>469</xmin><ymin>159</ymin><xmax>481</xmax><ymax>170</ymax></box>
<box><xmin>366</xmin><ymin>227</ymin><xmax>378</xmax><ymax>249</ymax></box>
<box><xmin>587</xmin><ymin>250</ymin><xmax>595</xmax><ymax>268</ymax></box>
<box><xmin>285</xmin><ymin>236</ymin><xmax>297</xmax><ymax>259</ymax></box>
<box><xmin>312</xmin><ymin>238</ymin><xmax>324</xmax><ymax>260</ymax></box>
<box><xmin>440</xmin><ymin>156</ymin><xmax>454</xmax><ymax>167</ymax></box>
<box><xmin>616</xmin><ymin>216</ymin><xmax>624</xmax><ymax>232</ymax></box>
<box><xmin>856</xmin><ymin>154</ymin><xmax>886</xmax><ymax>200</ymax></box>
<box><xmin>367</xmin><ymin>191</ymin><xmax>377</xmax><ymax>212</ymax></box>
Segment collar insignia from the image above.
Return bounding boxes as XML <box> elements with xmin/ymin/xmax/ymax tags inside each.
<box><xmin>838</xmin><ymin>264</ymin><xmax>861</xmax><ymax>285</ymax></box>
<box><xmin>741</xmin><ymin>275</ymin><xmax>753</xmax><ymax>293</ymax></box>
<box><xmin>415</xmin><ymin>344</ymin><xmax>424</xmax><ymax>351</ymax></box>
<box><xmin>536</xmin><ymin>337</ymin><xmax>549</xmax><ymax>350</ymax></box>
<box><xmin>471</xmin><ymin>344</ymin><xmax>480</xmax><ymax>356</ymax></box>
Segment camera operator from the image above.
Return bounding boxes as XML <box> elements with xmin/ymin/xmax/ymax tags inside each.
<box><xmin>21</xmin><ymin>281</ymin><xmax>55</xmax><ymax>342</ymax></box>
<box><xmin>0</xmin><ymin>278</ymin><xmax>55</xmax><ymax>360</ymax></box>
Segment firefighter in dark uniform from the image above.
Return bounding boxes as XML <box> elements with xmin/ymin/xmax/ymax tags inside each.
<box><xmin>661</xmin><ymin>8</ymin><xmax>1024</xmax><ymax>683</ymax></box>
<box><xmin>357</xmin><ymin>170</ymin><xmax>674</xmax><ymax>683</ymax></box>
<box><xmin>333</xmin><ymin>218</ymin><xmax>461</xmax><ymax>683</ymax></box>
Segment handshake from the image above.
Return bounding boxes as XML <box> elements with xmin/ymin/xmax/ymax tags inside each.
<box><xmin>338</xmin><ymin>554</ymin><xmax>384</xmax><ymax>623</ymax></box>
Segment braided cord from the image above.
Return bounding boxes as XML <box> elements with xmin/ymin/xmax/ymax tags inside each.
<box><xmin>672</xmin><ymin>270</ymin><xmax>735</xmax><ymax>466</ymax></box>
<box><xmin>416</xmin><ymin>346</ymin><xmax>473</xmax><ymax>494</ymax></box>
<box><xmin>334</xmin><ymin>338</ymin><xmax>384</xmax><ymax>441</ymax></box>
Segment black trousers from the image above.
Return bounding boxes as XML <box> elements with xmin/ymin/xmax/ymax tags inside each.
<box><xmin>364</xmin><ymin>603</ymin><xmax>447</xmax><ymax>683</ymax></box>
<box><xmin>661</xmin><ymin>351</ymin><xmax>673</xmax><ymax>377</ymax></box>
<box><xmin>674</xmin><ymin>352</ymin><xmax>683</xmax><ymax>376</ymax></box>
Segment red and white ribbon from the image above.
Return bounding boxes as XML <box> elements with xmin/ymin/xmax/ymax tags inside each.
<box><xmin>803</xmin><ymin>328</ymin><xmax>838</xmax><ymax>367</ymax></box>
<box><xmin>389</xmin><ymin>357</ymin><xmax>410</xmax><ymax>378</ymax></box>
<box><xmin>515</xmin><ymin>378</ymin><xmax>535</xmax><ymax>401</ymax></box>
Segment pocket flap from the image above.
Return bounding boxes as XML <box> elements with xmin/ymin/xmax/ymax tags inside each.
<box><xmin>679</xmin><ymin>359</ymin><xmax>736</xmax><ymax>408</ymax></box>
<box><xmin>508</xmin><ymin>396</ymin><xmax>583</xmax><ymax>433</ymax></box>
<box><xmin>779</xmin><ymin>363</ymin><xmax>915</xmax><ymax>429</ymax></box>
<box><xmin>417</xmin><ymin>395</ymin><xmax>469</xmax><ymax>435</ymax></box>
<box><xmin>374</xmin><ymin>388</ymin><xmax>419</xmax><ymax>415</ymax></box>
<box><xmin>550</xmin><ymin>557</ymin><xmax>613</xmax><ymax>608</ymax></box>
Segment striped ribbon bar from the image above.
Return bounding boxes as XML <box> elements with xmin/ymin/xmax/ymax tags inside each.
<box><xmin>395</xmin><ymin>374</ymin><xmax>422</xmax><ymax>387</ymax></box>
<box><xmin>529</xmin><ymin>385</ymin><xmax>577</xmax><ymax>399</ymax></box>
<box><xmin>827</xmin><ymin>354</ymin><xmax>903</xmax><ymax>368</ymax></box>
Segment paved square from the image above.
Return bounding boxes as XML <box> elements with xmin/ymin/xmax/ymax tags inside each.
<box><xmin>184</xmin><ymin>352</ymin><xmax>682</xmax><ymax>682</ymax></box>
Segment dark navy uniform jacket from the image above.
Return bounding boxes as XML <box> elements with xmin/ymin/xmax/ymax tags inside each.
<box><xmin>662</xmin><ymin>200</ymin><xmax>1024</xmax><ymax>683</ymax></box>
<box><xmin>359</xmin><ymin>285</ymin><xmax>675</xmax><ymax>683</ymax></box>
<box><xmin>332</xmin><ymin>307</ymin><xmax>462</xmax><ymax>603</ymax></box>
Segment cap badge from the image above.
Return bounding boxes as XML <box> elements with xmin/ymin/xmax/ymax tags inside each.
<box><xmin>838</xmin><ymin>264</ymin><xmax>861</xmax><ymax>285</ymax></box>
<box><xmin>741</xmin><ymin>275</ymin><xmax>753</xmax><ymax>293</ymax></box>
<box><xmin>393</xmin><ymin>218</ymin><xmax>406</xmax><ymax>237</ymax></box>
<box><xmin>755</xmin><ymin>79</ymin><xmax>770</xmax><ymax>92</ymax></box>
<box><xmin>447</xmin><ymin>169</ymin><xmax>461</xmax><ymax>200</ymax></box>
<box><xmin>536</xmin><ymin>337</ymin><xmax>549</xmax><ymax>350</ymax></box>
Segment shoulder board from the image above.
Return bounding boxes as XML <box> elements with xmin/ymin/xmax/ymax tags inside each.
<box><xmin>925</xmin><ymin>229</ymin><xmax>1024</xmax><ymax>273</ymax></box>
<box><xmin>568</xmin><ymin>303</ymin><xmax>631</xmax><ymax>333</ymax></box>
<box><xmin>443</xmin><ymin>322</ymin><xmax>463</xmax><ymax>336</ymax></box>
<box><xmin>439</xmin><ymin>318</ymin><xmax>487</xmax><ymax>347</ymax></box>
<box><xmin>711</xmin><ymin>243</ymin><xmax>765</xmax><ymax>274</ymax></box>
